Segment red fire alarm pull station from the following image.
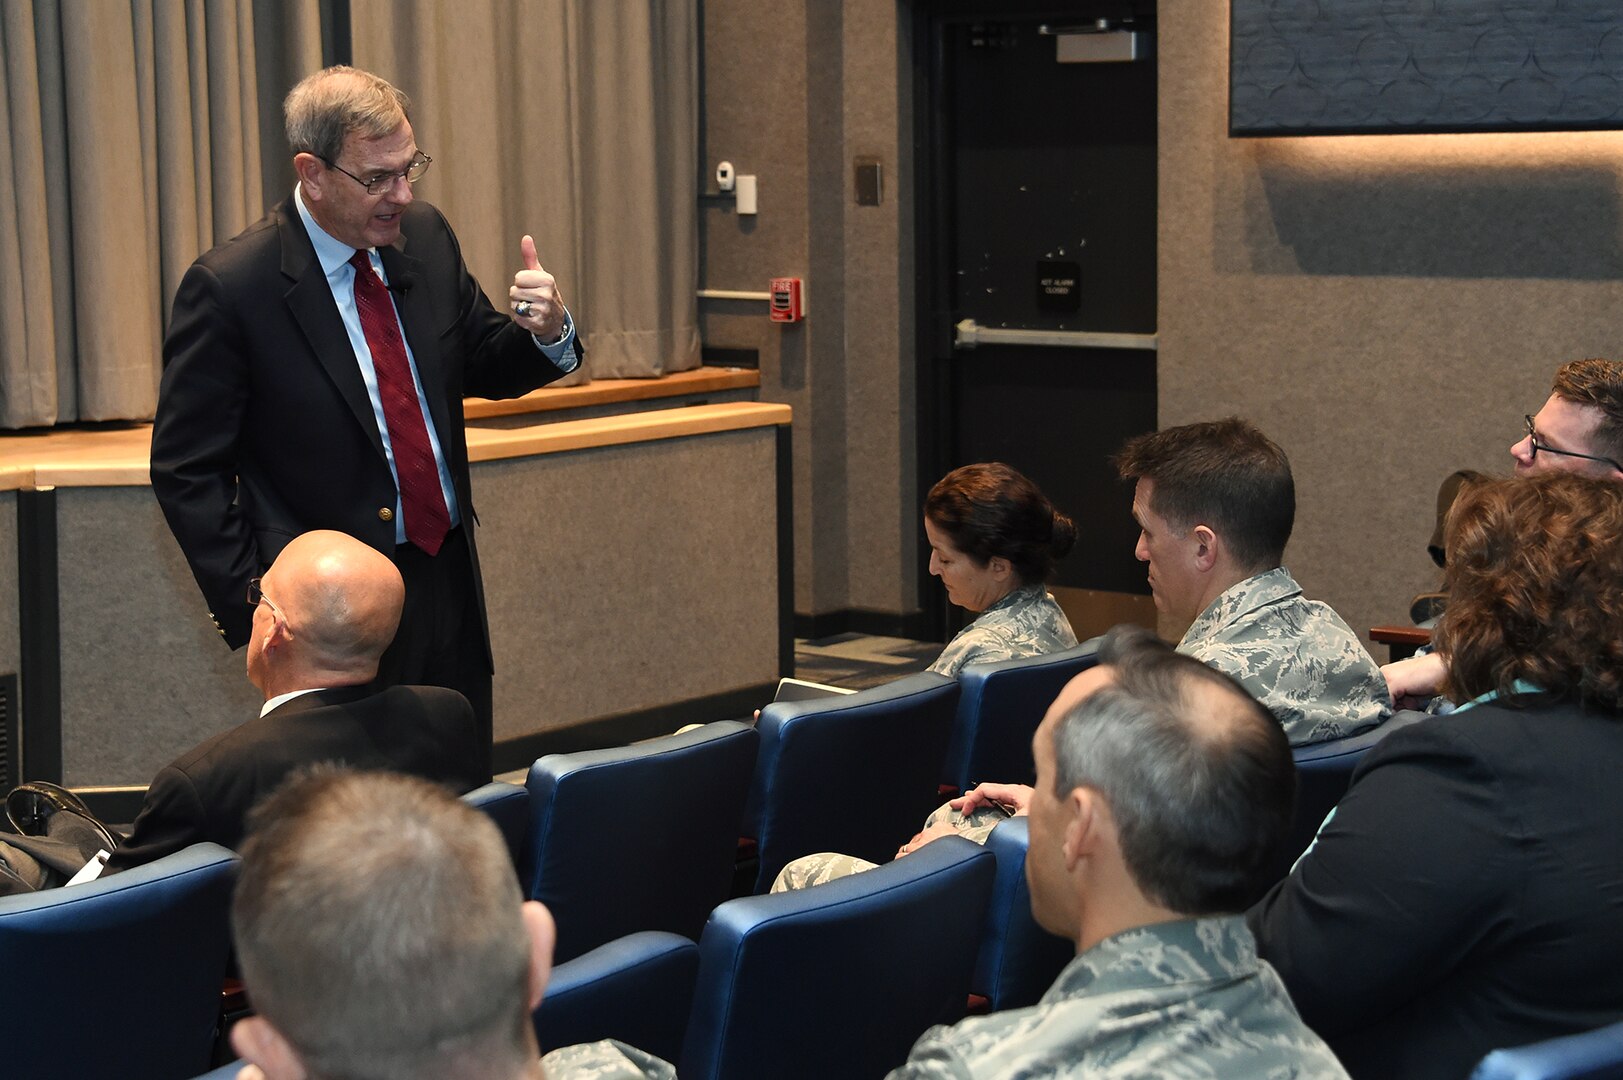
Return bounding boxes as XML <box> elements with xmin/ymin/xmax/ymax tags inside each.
<box><xmin>769</xmin><ymin>277</ymin><xmax>803</xmax><ymax>322</ymax></box>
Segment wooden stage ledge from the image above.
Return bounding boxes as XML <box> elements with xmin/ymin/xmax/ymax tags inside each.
<box><xmin>465</xmin><ymin>366</ymin><xmax>759</xmax><ymax>419</ymax></box>
<box><xmin>0</xmin><ymin>399</ymin><xmax>789</xmax><ymax>491</ymax></box>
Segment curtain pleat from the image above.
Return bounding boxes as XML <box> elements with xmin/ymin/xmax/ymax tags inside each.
<box><xmin>0</xmin><ymin>0</ymin><xmax>691</xmax><ymax>427</ymax></box>
<box><xmin>0</xmin><ymin>0</ymin><xmax>319</xmax><ymax>428</ymax></box>
<box><xmin>352</xmin><ymin>0</ymin><xmax>700</xmax><ymax>381</ymax></box>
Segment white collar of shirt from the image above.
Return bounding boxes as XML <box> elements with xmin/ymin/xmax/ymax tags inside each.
<box><xmin>261</xmin><ymin>687</ymin><xmax>326</xmax><ymax>718</ymax></box>
<box><xmin>294</xmin><ymin>182</ymin><xmax>379</xmax><ymax>279</ymax></box>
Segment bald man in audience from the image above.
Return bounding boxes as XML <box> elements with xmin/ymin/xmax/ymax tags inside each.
<box><xmin>886</xmin><ymin>626</ymin><xmax>1348</xmax><ymax>1079</ymax></box>
<box><xmin>1385</xmin><ymin>357</ymin><xmax>1623</xmax><ymax>708</ymax></box>
<box><xmin>106</xmin><ymin>529</ymin><xmax>485</xmax><ymax>871</ymax></box>
<box><xmin>230</xmin><ymin>769</ymin><xmax>673</xmax><ymax>1080</ymax></box>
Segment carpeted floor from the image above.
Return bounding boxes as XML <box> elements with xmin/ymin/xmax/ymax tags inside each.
<box><xmin>792</xmin><ymin>633</ymin><xmax>942</xmax><ymax>691</ymax></box>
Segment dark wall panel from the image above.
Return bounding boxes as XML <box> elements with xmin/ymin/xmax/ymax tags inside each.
<box><xmin>1232</xmin><ymin>0</ymin><xmax>1623</xmax><ymax>136</ymax></box>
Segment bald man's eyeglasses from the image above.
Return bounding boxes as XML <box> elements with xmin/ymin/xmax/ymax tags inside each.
<box><xmin>1523</xmin><ymin>415</ymin><xmax>1623</xmax><ymax>472</ymax></box>
<box><xmin>247</xmin><ymin>578</ymin><xmax>285</xmax><ymax>621</ymax></box>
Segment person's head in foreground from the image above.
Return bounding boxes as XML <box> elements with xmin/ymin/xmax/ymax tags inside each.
<box><xmin>230</xmin><ymin>769</ymin><xmax>554</xmax><ymax>1080</ymax></box>
<box><xmin>1511</xmin><ymin>358</ymin><xmax>1623</xmax><ymax>480</ymax></box>
<box><xmin>1112</xmin><ymin>419</ymin><xmax>1294</xmax><ymax>628</ymax></box>
<box><xmin>245</xmin><ymin>529</ymin><xmax>405</xmax><ymax>699</ymax></box>
<box><xmin>1026</xmin><ymin>624</ymin><xmax>1296</xmax><ymax>949</ymax></box>
<box><xmin>1434</xmin><ymin>470</ymin><xmax>1623</xmax><ymax>711</ymax></box>
<box><xmin>924</xmin><ymin>462</ymin><xmax>1077</xmax><ymax>613</ymax></box>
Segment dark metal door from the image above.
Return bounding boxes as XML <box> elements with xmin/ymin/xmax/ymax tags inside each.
<box><xmin>915</xmin><ymin>3</ymin><xmax>1159</xmax><ymax>641</ymax></box>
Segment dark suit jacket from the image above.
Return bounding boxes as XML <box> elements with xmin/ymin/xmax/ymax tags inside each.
<box><xmin>150</xmin><ymin>196</ymin><xmax>570</xmax><ymax>652</ymax></box>
<box><xmin>1250</xmin><ymin>693</ymin><xmax>1623</xmax><ymax>1079</ymax></box>
<box><xmin>107</xmin><ymin>685</ymin><xmax>486</xmax><ymax>872</ymax></box>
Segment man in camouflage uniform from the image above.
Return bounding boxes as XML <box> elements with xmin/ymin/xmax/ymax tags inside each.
<box><xmin>229</xmin><ymin>769</ymin><xmax>674</xmax><ymax>1080</ymax></box>
<box><xmin>1115</xmin><ymin>418</ymin><xmax>1389</xmax><ymax>745</ymax></box>
<box><xmin>887</xmin><ymin>626</ymin><xmax>1349</xmax><ymax>1079</ymax></box>
<box><xmin>775</xmin><ymin>417</ymin><xmax>1389</xmax><ymax>892</ymax></box>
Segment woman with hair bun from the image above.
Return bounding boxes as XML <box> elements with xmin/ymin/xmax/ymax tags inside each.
<box><xmin>767</xmin><ymin>465</ymin><xmax>1079</xmax><ymax>894</ymax></box>
<box><xmin>923</xmin><ymin>462</ymin><xmax>1079</xmax><ymax>677</ymax></box>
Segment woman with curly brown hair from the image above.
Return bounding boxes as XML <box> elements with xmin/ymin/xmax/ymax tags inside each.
<box><xmin>1248</xmin><ymin>471</ymin><xmax>1623</xmax><ymax>1080</ymax></box>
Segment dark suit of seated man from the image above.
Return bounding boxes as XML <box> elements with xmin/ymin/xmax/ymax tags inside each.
<box><xmin>107</xmin><ymin>529</ymin><xmax>485</xmax><ymax>872</ymax></box>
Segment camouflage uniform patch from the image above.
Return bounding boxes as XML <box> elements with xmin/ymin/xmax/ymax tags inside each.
<box><xmin>539</xmin><ymin>1038</ymin><xmax>676</xmax><ymax>1079</ymax></box>
<box><xmin>930</xmin><ymin>584</ymin><xmax>1078</xmax><ymax>677</ymax></box>
<box><xmin>771</xmin><ymin>803</ymin><xmax>1012</xmax><ymax>892</ymax></box>
<box><xmin>770</xmin><ymin>851</ymin><xmax>879</xmax><ymax>892</ymax></box>
<box><xmin>888</xmin><ymin>915</ymin><xmax>1350</xmax><ymax>1079</ymax></box>
<box><xmin>1180</xmin><ymin>567</ymin><xmax>1391</xmax><ymax>746</ymax></box>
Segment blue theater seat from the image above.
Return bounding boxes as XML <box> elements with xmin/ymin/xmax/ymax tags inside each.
<box><xmin>944</xmin><ymin>638</ymin><xmax>1102</xmax><ymax>793</ymax></box>
<box><xmin>680</xmin><ymin>835</ymin><xmax>996</xmax><ymax>1080</ymax></box>
<box><xmin>461</xmin><ymin>779</ymin><xmax>530</xmax><ymax>873</ymax></box>
<box><xmin>0</xmin><ymin>842</ymin><xmax>238</xmax><ymax>1080</ymax></box>
<box><xmin>745</xmin><ymin>671</ymin><xmax>960</xmax><ymax>892</ymax></box>
<box><xmin>1471</xmin><ymin>1020</ymin><xmax>1623</xmax><ymax>1080</ymax></box>
<box><xmin>976</xmin><ymin>815</ymin><xmax>1073</xmax><ymax>1011</ymax></box>
<box><xmin>524</xmin><ymin>720</ymin><xmax>758</xmax><ymax>962</ymax></box>
<box><xmin>536</xmin><ymin>930</ymin><xmax>700</xmax><ymax>1064</ymax></box>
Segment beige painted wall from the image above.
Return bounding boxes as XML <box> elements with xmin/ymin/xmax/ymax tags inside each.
<box><xmin>1160</xmin><ymin>0</ymin><xmax>1623</xmax><ymax>648</ymax></box>
<box><xmin>701</xmin><ymin>1</ymin><xmax>917</xmax><ymax>618</ymax></box>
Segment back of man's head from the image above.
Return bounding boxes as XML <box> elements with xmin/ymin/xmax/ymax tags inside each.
<box><xmin>1051</xmin><ymin>625</ymin><xmax>1296</xmax><ymax>915</ymax></box>
<box><xmin>1113</xmin><ymin>418</ymin><xmax>1295</xmax><ymax>572</ymax></box>
<box><xmin>284</xmin><ymin>65</ymin><xmax>410</xmax><ymax>162</ymax></box>
<box><xmin>261</xmin><ymin>530</ymin><xmax>404</xmax><ymax>682</ymax></box>
<box><xmin>1552</xmin><ymin>358</ymin><xmax>1623</xmax><ymax>466</ymax></box>
<box><xmin>232</xmin><ymin>769</ymin><xmax>539</xmax><ymax>1080</ymax></box>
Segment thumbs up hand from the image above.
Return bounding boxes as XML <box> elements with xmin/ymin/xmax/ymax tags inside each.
<box><xmin>510</xmin><ymin>234</ymin><xmax>565</xmax><ymax>342</ymax></box>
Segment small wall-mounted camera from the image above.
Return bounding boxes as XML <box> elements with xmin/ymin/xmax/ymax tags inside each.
<box><xmin>716</xmin><ymin>161</ymin><xmax>736</xmax><ymax>192</ymax></box>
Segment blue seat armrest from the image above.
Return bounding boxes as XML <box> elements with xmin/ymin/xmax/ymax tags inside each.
<box><xmin>536</xmin><ymin>930</ymin><xmax>699</xmax><ymax>1065</ymax></box>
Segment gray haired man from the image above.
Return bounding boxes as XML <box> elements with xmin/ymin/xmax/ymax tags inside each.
<box><xmin>229</xmin><ymin>769</ymin><xmax>672</xmax><ymax>1080</ymax></box>
<box><xmin>886</xmin><ymin>626</ymin><xmax>1349</xmax><ymax>1079</ymax></box>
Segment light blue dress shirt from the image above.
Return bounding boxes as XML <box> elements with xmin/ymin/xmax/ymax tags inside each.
<box><xmin>293</xmin><ymin>185</ymin><xmax>578</xmax><ymax>544</ymax></box>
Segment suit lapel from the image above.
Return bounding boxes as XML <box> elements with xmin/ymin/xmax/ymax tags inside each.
<box><xmin>378</xmin><ymin>237</ymin><xmax>456</xmax><ymax>451</ymax></box>
<box><xmin>277</xmin><ymin>201</ymin><xmax>388</xmax><ymax>462</ymax></box>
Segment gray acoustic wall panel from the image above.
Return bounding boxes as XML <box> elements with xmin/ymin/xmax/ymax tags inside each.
<box><xmin>57</xmin><ymin>488</ymin><xmax>259</xmax><ymax>787</ymax></box>
<box><xmin>1232</xmin><ymin>0</ymin><xmax>1623</xmax><ymax>135</ymax></box>
<box><xmin>1165</xmin><ymin>0</ymin><xmax>1623</xmax><ymax>652</ymax></box>
<box><xmin>701</xmin><ymin>0</ymin><xmax>919</xmax><ymax>618</ymax></box>
<box><xmin>475</xmin><ymin>427</ymin><xmax>780</xmax><ymax>742</ymax></box>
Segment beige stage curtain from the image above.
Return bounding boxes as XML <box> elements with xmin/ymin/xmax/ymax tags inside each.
<box><xmin>0</xmin><ymin>0</ymin><xmax>319</xmax><ymax>428</ymax></box>
<box><xmin>352</xmin><ymin>0</ymin><xmax>701</xmax><ymax>380</ymax></box>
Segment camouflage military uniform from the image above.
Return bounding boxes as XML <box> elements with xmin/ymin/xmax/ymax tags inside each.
<box><xmin>540</xmin><ymin>1039</ymin><xmax>676</xmax><ymax>1079</ymax></box>
<box><xmin>1179</xmin><ymin>568</ymin><xmax>1390</xmax><ymax>746</ymax></box>
<box><xmin>777</xmin><ymin>585</ymin><xmax>1072</xmax><ymax>893</ymax></box>
<box><xmin>929</xmin><ymin>584</ymin><xmax>1077</xmax><ymax>677</ymax></box>
<box><xmin>888</xmin><ymin>915</ymin><xmax>1350</xmax><ymax>1079</ymax></box>
<box><xmin>771</xmin><ymin>802</ymin><xmax>1010</xmax><ymax>892</ymax></box>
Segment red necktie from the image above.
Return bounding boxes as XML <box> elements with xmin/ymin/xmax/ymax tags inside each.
<box><xmin>349</xmin><ymin>250</ymin><xmax>451</xmax><ymax>555</ymax></box>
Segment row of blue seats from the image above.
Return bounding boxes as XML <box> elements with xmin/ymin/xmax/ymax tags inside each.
<box><xmin>14</xmin><ymin>823</ymin><xmax>1621</xmax><ymax>1080</ymax></box>
<box><xmin>0</xmin><ymin>825</ymin><xmax>1042</xmax><ymax>1079</ymax></box>
<box><xmin>0</xmin><ymin>648</ymin><xmax>1095</xmax><ymax>1080</ymax></box>
<box><xmin>0</xmin><ymin>641</ymin><xmax>1556</xmax><ymax>1078</ymax></box>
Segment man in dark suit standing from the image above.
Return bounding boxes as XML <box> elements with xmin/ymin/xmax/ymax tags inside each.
<box><xmin>151</xmin><ymin>66</ymin><xmax>577</xmax><ymax>770</ymax></box>
<box><xmin>108</xmin><ymin>529</ymin><xmax>487</xmax><ymax>872</ymax></box>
